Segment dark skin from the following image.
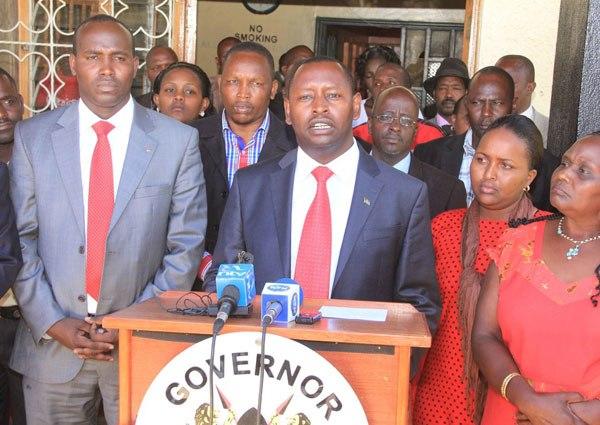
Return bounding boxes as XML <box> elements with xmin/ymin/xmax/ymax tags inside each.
<box><xmin>0</xmin><ymin>75</ymin><xmax>24</xmax><ymax>163</ymax></box>
<box><xmin>472</xmin><ymin>136</ymin><xmax>600</xmax><ymax>424</ymax></box>
<box><xmin>145</xmin><ymin>46</ymin><xmax>177</xmax><ymax>85</ymax></box>
<box><xmin>51</xmin><ymin>20</ymin><xmax>138</xmax><ymax>360</ymax></box>
<box><xmin>284</xmin><ymin>61</ymin><xmax>361</xmax><ymax>164</ymax></box>
<box><xmin>219</xmin><ymin>51</ymin><xmax>278</xmax><ymax>144</ymax></box>
<box><xmin>496</xmin><ymin>57</ymin><xmax>536</xmax><ymax>115</ymax></box>
<box><xmin>433</xmin><ymin>75</ymin><xmax>466</xmax><ymax>120</ymax></box>
<box><xmin>466</xmin><ymin>72</ymin><xmax>515</xmax><ymax>149</ymax></box>
<box><xmin>369</xmin><ymin>86</ymin><xmax>418</xmax><ymax>166</ymax></box>
<box><xmin>280</xmin><ymin>45</ymin><xmax>314</xmax><ymax>79</ymax></box>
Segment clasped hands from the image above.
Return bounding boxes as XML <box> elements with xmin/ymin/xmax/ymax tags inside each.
<box><xmin>47</xmin><ymin>316</ymin><xmax>118</xmax><ymax>361</ymax></box>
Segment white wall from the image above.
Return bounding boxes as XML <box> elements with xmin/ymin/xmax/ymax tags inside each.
<box><xmin>472</xmin><ymin>0</ymin><xmax>561</xmax><ymax>115</ymax></box>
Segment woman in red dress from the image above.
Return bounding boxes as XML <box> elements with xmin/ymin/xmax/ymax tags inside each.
<box><xmin>473</xmin><ymin>133</ymin><xmax>600</xmax><ymax>424</ymax></box>
<box><xmin>413</xmin><ymin>115</ymin><xmax>545</xmax><ymax>424</ymax></box>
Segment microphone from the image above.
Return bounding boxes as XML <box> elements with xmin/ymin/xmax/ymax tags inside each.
<box><xmin>213</xmin><ymin>285</ymin><xmax>240</xmax><ymax>335</ymax></box>
<box><xmin>211</xmin><ymin>251</ymin><xmax>256</xmax><ymax>334</ymax></box>
<box><xmin>260</xmin><ymin>281</ymin><xmax>302</xmax><ymax>326</ymax></box>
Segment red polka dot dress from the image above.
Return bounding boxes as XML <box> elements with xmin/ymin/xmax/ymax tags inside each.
<box><xmin>413</xmin><ymin>209</ymin><xmax>508</xmax><ymax>424</ymax></box>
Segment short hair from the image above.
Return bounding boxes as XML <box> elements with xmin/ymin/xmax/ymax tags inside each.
<box><xmin>355</xmin><ymin>46</ymin><xmax>400</xmax><ymax>80</ymax></box>
<box><xmin>0</xmin><ymin>67</ymin><xmax>18</xmax><ymax>90</ymax></box>
<box><xmin>470</xmin><ymin>66</ymin><xmax>515</xmax><ymax>101</ymax></box>
<box><xmin>146</xmin><ymin>45</ymin><xmax>177</xmax><ymax>63</ymax></box>
<box><xmin>497</xmin><ymin>54</ymin><xmax>535</xmax><ymax>82</ymax></box>
<box><xmin>284</xmin><ymin>56</ymin><xmax>355</xmax><ymax>97</ymax></box>
<box><xmin>373</xmin><ymin>86</ymin><xmax>420</xmax><ymax>116</ymax></box>
<box><xmin>452</xmin><ymin>94</ymin><xmax>466</xmax><ymax>115</ymax></box>
<box><xmin>73</xmin><ymin>14</ymin><xmax>135</xmax><ymax>55</ymax></box>
<box><xmin>375</xmin><ymin>62</ymin><xmax>411</xmax><ymax>87</ymax></box>
<box><xmin>222</xmin><ymin>41</ymin><xmax>275</xmax><ymax>78</ymax></box>
<box><xmin>152</xmin><ymin>62</ymin><xmax>211</xmax><ymax>99</ymax></box>
<box><xmin>486</xmin><ymin>114</ymin><xmax>543</xmax><ymax>170</ymax></box>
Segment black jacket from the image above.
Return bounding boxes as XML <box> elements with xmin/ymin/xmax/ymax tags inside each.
<box><xmin>189</xmin><ymin>112</ymin><xmax>297</xmax><ymax>254</ymax></box>
<box><xmin>414</xmin><ymin>132</ymin><xmax>559</xmax><ymax>212</ymax></box>
<box><xmin>0</xmin><ymin>162</ymin><xmax>22</xmax><ymax>297</ymax></box>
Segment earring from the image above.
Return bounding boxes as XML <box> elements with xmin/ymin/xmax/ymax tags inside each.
<box><xmin>199</xmin><ymin>110</ymin><xmax>205</xmax><ymax>117</ymax></box>
<box><xmin>523</xmin><ymin>185</ymin><xmax>531</xmax><ymax>192</ymax></box>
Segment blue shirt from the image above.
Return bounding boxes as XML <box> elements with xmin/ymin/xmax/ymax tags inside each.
<box><xmin>392</xmin><ymin>153</ymin><xmax>412</xmax><ymax>174</ymax></box>
<box><xmin>222</xmin><ymin>110</ymin><xmax>270</xmax><ymax>187</ymax></box>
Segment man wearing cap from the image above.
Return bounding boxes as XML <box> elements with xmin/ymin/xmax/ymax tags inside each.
<box><xmin>424</xmin><ymin>58</ymin><xmax>469</xmax><ymax>137</ymax></box>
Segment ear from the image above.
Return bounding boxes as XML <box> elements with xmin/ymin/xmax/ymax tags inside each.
<box><xmin>152</xmin><ymin>94</ymin><xmax>160</xmax><ymax>109</ymax></box>
<box><xmin>132</xmin><ymin>55</ymin><xmax>140</xmax><ymax>73</ymax></box>
<box><xmin>270</xmin><ymin>79</ymin><xmax>279</xmax><ymax>100</ymax></box>
<box><xmin>511</xmin><ymin>97</ymin><xmax>517</xmax><ymax>114</ymax></box>
<box><xmin>200</xmin><ymin>97</ymin><xmax>210</xmax><ymax>114</ymax></box>
<box><xmin>367</xmin><ymin>115</ymin><xmax>373</xmax><ymax>136</ymax></box>
<box><xmin>17</xmin><ymin>94</ymin><xmax>24</xmax><ymax>116</ymax></box>
<box><xmin>526</xmin><ymin>168</ymin><xmax>538</xmax><ymax>188</ymax></box>
<box><xmin>69</xmin><ymin>53</ymin><xmax>77</xmax><ymax>76</ymax></box>
<box><xmin>284</xmin><ymin>96</ymin><xmax>292</xmax><ymax>126</ymax></box>
<box><xmin>527</xmin><ymin>81</ymin><xmax>536</xmax><ymax>95</ymax></box>
<box><xmin>352</xmin><ymin>92</ymin><xmax>362</xmax><ymax>121</ymax></box>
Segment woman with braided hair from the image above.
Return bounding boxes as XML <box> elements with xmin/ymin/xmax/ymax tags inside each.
<box><xmin>472</xmin><ymin>132</ymin><xmax>600</xmax><ymax>424</ymax></box>
<box><xmin>413</xmin><ymin>114</ymin><xmax>547</xmax><ymax>424</ymax></box>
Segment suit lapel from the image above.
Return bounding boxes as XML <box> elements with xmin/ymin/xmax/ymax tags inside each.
<box><xmin>204</xmin><ymin>120</ymin><xmax>228</xmax><ymax>183</ymax></box>
<box><xmin>109</xmin><ymin>104</ymin><xmax>157</xmax><ymax>232</ymax></box>
<box><xmin>333</xmin><ymin>151</ymin><xmax>383</xmax><ymax>287</ymax></box>
<box><xmin>442</xmin><ymin>134</ymin><xmax>465</xmax><ymax>177</ymax></box>
<box><xmin>270</xmin><ymin>150</ymin><xmax>296</xmax><ymax>277</ymax></box>
<box><xmin>52</xmin><ymin>103</ymin><xmax>85</xmax><ymax>238</ymax></box>
<box><xmin>408</xmin><ymin>155</ymin><xmax>424</xmax><ymax>180</ymax></box>
<box><xmin>258</xmin><ymin>113</ymin><xmax>288</xmax><ymax>161</ymax></box>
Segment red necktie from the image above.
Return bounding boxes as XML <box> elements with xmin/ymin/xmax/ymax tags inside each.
<box><xmin>86</xmin><ymin>121</ymin><xmax>115</xmax><ymax>303</ymax></box>
<box><xmin>238</xmin><ymin>149</ymin><xmax>249</xmax><ymax>169</ymax></box>
<box><xmin>294</xmin><ymin>166</ymin><xmax>334</xmax><ymax>299</ymax></box>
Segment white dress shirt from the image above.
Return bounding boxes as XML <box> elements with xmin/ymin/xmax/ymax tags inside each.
<box><xmin>392</xmin><ymin>152</ymin><xmax>412</xmax><ymax>174</ymax></box>
<box><xmin>459</xmin><ymin>128</ymin><xmax>476</xmax><ymax>205</ymax></box>
<box><xmin>290</xmin><ymin>142</ymin><xmax>359</xmax><ymax>297</ymax></box>
<box><xmin>520</xmin><ymin>104</ymin><xmax>534</xmax><ymax>120</ymax></box>
<box><xmin>79</xmin><ymin>97</ymin><xmax>134</xmax><ymax>313</ymax></box>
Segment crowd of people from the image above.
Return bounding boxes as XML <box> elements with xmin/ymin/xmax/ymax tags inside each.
<box><xmin>0</xmin><ymin>13</ymin><xmax>598</xmax><ymax>425</ymax></box>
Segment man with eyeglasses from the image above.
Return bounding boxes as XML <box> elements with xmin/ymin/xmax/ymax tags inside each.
<box><xmin>369</xmin><ymin>86</ymin><xmax>466</xmax><ymax>218</ymax></box>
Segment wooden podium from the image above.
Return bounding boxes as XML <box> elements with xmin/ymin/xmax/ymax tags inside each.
<box><xmin>103</xmin><ymin>291</ymin><xmax>431</xmax><ymax>425</ymax></box>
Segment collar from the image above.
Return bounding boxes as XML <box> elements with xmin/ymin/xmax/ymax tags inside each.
<box><xmin>78</xmin><ymin>96</ymin><xmax>134</xmax><ymax>130</ymax></box>
<box><xmin>520</xmin><ymin>105</ymin><xmax>534</xmax><ymax>120</ymax></box>
<box><xmin>296</xmin><ymin>139</ymin><xmax>359</xmax><ymax>184</ymax></box>
<box><xmin>392</xmin><ymin>152</ymin><xmax>412</xmax><ymax>173</ymax></box>
<box><xmin>435</xmin><ymin>113</ymin><xmax>451</xmax><ymax>127</ymax></box>
<box><xmin>221</xmin><ymin>109</ymin><xmax>270</xmax><ymax>141</ymax></box>
<box><xmin>463</xmin><ymin>128</ymin><xmax>475</xmax><ymax>154</ymax></box>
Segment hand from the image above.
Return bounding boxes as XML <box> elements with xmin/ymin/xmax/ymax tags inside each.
<box><xmin>517</xmin><ymin>392</ymin><xmax>586</xmax><ymax>425</ymax></box>
<box><xmin>47</xmin><ymin>317</ymin><xmax>114</xmax><ymax>361</ymax></box>
<box><xmin>569</xmin><ymin>399</ymin><xmax>600</xmax><ymax>424</ymax></box>
<box><xmin>84</xmin><ymin>316</ymin><xmax>119</xmax><ymax>346</ymax></box>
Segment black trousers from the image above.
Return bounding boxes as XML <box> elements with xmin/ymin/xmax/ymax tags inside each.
<box><xmin>0</xmin><ymin>317</ymin><xmax>26</xmax><ymax>425</ymax></box>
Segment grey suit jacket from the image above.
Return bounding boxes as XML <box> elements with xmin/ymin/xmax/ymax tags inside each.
<box><xmin>9</xmin><ymin>101</ymin><xmax>206</xmax><ymax>383</ymax></box>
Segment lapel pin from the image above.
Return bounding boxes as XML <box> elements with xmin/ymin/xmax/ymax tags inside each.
<box><xmin>363</xmin><ymin>196</ymin><xmax>370</xmax><ymax>206</ymax></box>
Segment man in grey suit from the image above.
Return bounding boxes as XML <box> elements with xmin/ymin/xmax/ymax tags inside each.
<box><xmin>9</xmin><ymin>15</ymin><xmax>205</xmax><ymax>424</ymax></box>
<box><xmin>496</xmin><ymin>55</ymin><xmax>549</xmax><ymax>145</ymax></box>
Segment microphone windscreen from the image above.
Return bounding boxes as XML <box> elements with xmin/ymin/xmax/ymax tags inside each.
<box><xmin>275</xmin><ymin>278</ymin><xmax>303</xmax><ymax>304</ymax></box>
<box><xmin>216</xmin><ymin>263</ymin><xmax>256</xmax><ymax>307</ymax></box>
<box><xmin>261</xmin><ymin>282</ymin><xmax>302</xmax><ymax>323</ymax></box>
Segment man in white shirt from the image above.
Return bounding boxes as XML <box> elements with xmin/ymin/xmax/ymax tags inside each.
<box><xmin>9</xmin><ymin>15</ymin><xmax>205</xmax><ymax>424</ymax></box>
<box><xmin>205</xmin><ymin>58</ymin><xmax>440</xmax><ymax>374</ymax></box>
<box><xmin>496</xmin><ymin>55</ymin><xmax>549</xmax><ymax>144</ymax></box>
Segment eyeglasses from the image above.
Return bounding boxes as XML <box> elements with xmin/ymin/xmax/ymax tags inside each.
<box><xmin>374</xmin><ymin>114</ymin><xmax>416</xmax><ymax>127</ymax></box>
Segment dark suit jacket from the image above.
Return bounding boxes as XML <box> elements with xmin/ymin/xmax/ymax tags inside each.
<box><xmin>408</xmin><ymin>155</ymin><xmax>466</xmax><ymax>218</ymax></box>
<box><xmin>0</xmin><ymin>162</ymin><xmax>23</xmax><ymax>297</ymax></box>
<box><xmin>205</xmin><ymin>147</ymin><xmax>441</xmax><ymax>346</ymax></box>
<box><xmin>414</xmin><ymin>132</ymin><xmax>559</xmax><ymax>211</ymax></box>
<box><xmin>190</xmin><ymin>112</ymin><xmax>297</xmax><ymax>253</ymax></box>
<box><xmin>357</xmin><ymin>141</ymin><xmax>466</xmax><ymax>218</ymax></box>
<box><xmin>135</xmin><ymin>92</ymin><xmax>153</xmax><ymax>109</ymax></box>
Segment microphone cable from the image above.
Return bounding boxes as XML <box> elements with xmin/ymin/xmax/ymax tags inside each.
<box><xmin>256</xmin><ymin>319</ymin><xmax>269</xmax><ymax>425</ymax></box>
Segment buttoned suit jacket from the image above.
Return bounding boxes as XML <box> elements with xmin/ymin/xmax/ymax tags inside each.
<box><xmin>0</xmin><ymin>162</ymin><xmax>22</xmax><ymax>297</ymax></box>
<box><xmin>413</xmin><ymin>132</ymin><xmax>559</xmax><ymax>212</ymax></box>
<box><xmin>9</xmin><ymin>101</ymin><xmax>206</xmax><ymax>383</ymax></box>
<box><xmin>204</xmin><ymin>148</ymin><xmax>441</xmax><ymax>342</ymax></box>
<box><xmin>189</xmin><ymin>112</ymin><xmax>296</xmax><ymax>253</ymax></box>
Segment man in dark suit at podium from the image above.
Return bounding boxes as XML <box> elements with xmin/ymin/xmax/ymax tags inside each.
<box><xmin>205</xmin><ymin>58</ymin><xmax>440</xmax><ymax>353</ymax></box>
